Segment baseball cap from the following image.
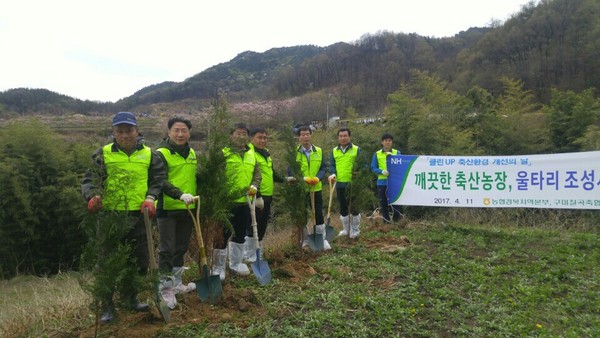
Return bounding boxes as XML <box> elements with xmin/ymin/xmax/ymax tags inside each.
<box><xmin>112</xmin><ymin>112</ymin><xmax>137</xmax><ymax>126</ymax></box>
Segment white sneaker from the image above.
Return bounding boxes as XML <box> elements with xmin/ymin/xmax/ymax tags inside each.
<box><xmin>323</xmin><ymin>239</ymin><xmax>331</xmax><ymax>251</ymax></box>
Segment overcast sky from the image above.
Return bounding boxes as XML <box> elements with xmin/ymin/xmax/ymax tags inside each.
<box><xmin>0</xmin><ymin>0</ymin><xmax>533</xmax><ymax>102</ymax></box>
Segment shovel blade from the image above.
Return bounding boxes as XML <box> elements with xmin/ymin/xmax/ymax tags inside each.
<box><xmin>307</xmin><ymin>231</ymin><xmax>324</xmax><ymax>252</ymax></box>
<box><xmin>154</xmin><ymin>285</ymin><xmax>170</xmax><ymax>322</ymax></box>
<box><xmin>251</xmin><ymin>249</ymin><xmax>272</xmax><ymax>285</ymax></box>
<box><xmin>325</xmin><ymin>223</ymin><xmax>335</xmax><ymax>242</ymax></box>
<box><xmin>196</xmin><ymin>265</ymin><xmax>223</xmax><ymax>304</ymax></box>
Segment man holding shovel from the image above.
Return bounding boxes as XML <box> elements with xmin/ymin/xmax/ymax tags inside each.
<box><xmin>245</xmin><ymin>127</ymin><xmax>276</xmax><ymax>262</ymax></box>
<box><xmin>213</xmin><ymin>123</ymin><xmax>261</xmax><ymax>280</ymax></box>
<box><xmin>328</xmin><ymin>127</ymin><xmax>363</xmax><ymax>239</ymax></box>
<box><xmin>155</xmin><ymin>116</ymin><xmax>199</xmax><ymax>309</ymax></box>
<box><xmin>287</xmin><ymin>125</ymin><xmax>330</xmax><ymax>250</ymax></box>
<box><xmin>82</xmin><ymin>111</ymin><xmax>166</xmax><ymax>323</ymax></box>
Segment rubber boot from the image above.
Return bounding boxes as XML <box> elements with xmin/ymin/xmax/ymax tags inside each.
<box><xmin>338</xmin><ymin>215</ymin><xmax>350</xmax><ymax>237</ymax></box>
<box><xmin>159</xmin><ymin>277</ymin><xmax>177</xmax><ymax>309</ymax></box>
<box><xmin>315</xmin><ymin>224</ymin><xmax>331</xmax><ymax>250</ymax></box>
<box><xmin>301</xmin><ymin>227</ymin><xmax>310</xmax><ymax>249</ymax></box>
<box><xmin>211</xmin><ymin>249</ymin><xmax>227</xmax><ymax>281</ymax></box>
<box><xmin>243</xmin><ymin>236</ymin><xmax>256</xmax><ymax>263</ymax></box>
<box><xmin>173</xmin><ymin>267</ymin><xmax>196</xmax><ymax>294</ymax></box>
<box><xmin>350</xmin><ymin>213</ymin><xmax>361</xmax><ymax>239</ymax></box>
<box><xmin>100</xmin><ymin>300</ymin><xmax>115</xmax><ymax>324</ymax></box>
<box><xmin>229</xmin><ymin>242</ymin><xmax>250</xmax><ymax>275</ymax></box>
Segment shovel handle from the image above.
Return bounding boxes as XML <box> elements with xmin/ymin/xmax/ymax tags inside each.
<box><xmin>326</xmin><ymin>180</ymin><xmax>336</xmax><ymax>219</ymax></box>
<box><xmin>186</xmin><ymin>196</ymin><xmax>207</xmax><ymax>265</ymax></box>
<box><xmin>143</xmin><ymin>207</ymin><xmax>158</xmax><ymax>271</ymax></box>
<box><xmin>247</xmin><ymin>195</ymin><xmax>260</xmax><ymax>248</ymax></box>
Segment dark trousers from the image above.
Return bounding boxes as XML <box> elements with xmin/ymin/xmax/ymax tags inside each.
<box><xmin>219</xmin><ymin>203</ymin><xmax>250</xmax><ymax>247</ymax></box>
<box><xmin>306</xmin><ymin>191</ymin><xmax>324</xmax><ymax>225</ymax></box>
<box><xmin>100</xmin><ymin>211</ymin><xmax>149</xmax><ymax>306</ymax></box>
<box><xmin>247</xmin><ymin>195</ymin><xmax>272</xmax><ymax>241</ymax></box>
<box><xmin>377</xmin><ymin>185</ymin><xmax>401</xmax><ymax>222</ymax></box>
<box><xmin>336</xmin><ymin>185</ymin><xmax>359</xmax><ymax>217</ymax></box>
<box><xmin>157</xmin><ymin>210</ymin><xmax>194</xmax><ymax>272</ymax></box>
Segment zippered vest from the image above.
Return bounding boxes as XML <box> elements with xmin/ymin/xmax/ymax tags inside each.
<box><xmin>249</xmin><ymin>144</ymin><xmax>273</xmax><ymax>196</ymax></box>
<box><xmin>296</xmin><ymin>145</ymin><xmax>323</xmax><ymax>192</ymax></box>
<box><xmin>102</xmin><ymin>143</ymin><xmax>151</xmax><ymax>211</ymax></box>
<box><xmin>157</xmin><ymin>147</ymin><xmax>197</xmax><ymax>210</ymax></box>
<box><xmin>223</xmin><ymin>147</ymin><xmax>257</xmax><ymax>203</ymax></box>
<box><xmin>332</xmin><ymin>144</ymin><xmax>359</xmax><ymax>183</ymax></box>
<box><xmin>376</xmin><ymin>148</ymin><xmax>399</xmax><ymax>180</ymax></box>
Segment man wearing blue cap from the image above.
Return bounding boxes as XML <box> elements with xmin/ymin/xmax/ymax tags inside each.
<box><xmin>81</xmin><ymin>111</ymin><xmax>168</xmax><ymax>323</ymax></box>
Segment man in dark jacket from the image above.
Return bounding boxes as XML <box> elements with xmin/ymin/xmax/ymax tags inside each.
<box><xmin>155</xmin><ymin>116</ymin><xmax>198</xmax><ymax>309</ymax></box>
<box><xmin>81</xmin><ymin>111</ymin><xmax>166</xmax><ymax>324</ymax></box>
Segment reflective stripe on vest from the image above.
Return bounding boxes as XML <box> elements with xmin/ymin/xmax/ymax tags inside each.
<box><xmin>376</xmin><ymin>148</ymin><xmax>399</xmax><ymax>180</ymax></box>
<box><xmin>158</xmin><ymin>147</ymin><xmax>198</xmax><ymax>210</ymax></box>
<box><xmin>223</xmin><ymin>147</ymin><xmax>257</xmax><ymax>203</ymax></box>
<box><xmin>103</xmin><ymin>143</ymin><xmax>151</xmax><ymax>211</ymax></box>
<box><xmin>249</xmin><ymin>144</ymin><xmax>273</xmax><ymax>196</ymax></box>
<box><xmin>333</xmin><ymin>144</ymin><xmax>359</xmax><ymax>183</ymax></box>
<box><xmin>296</xmin><ymin>145</ymin><xmax>323</xmax><ymax>192</ymax></box>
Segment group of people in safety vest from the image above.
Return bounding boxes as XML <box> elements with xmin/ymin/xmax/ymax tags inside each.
<box><xmin>81</xmin><ymin>112</ymin><xmax>400</xmax><ymax>323</ymax></box>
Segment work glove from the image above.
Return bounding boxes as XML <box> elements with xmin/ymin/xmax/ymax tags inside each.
<box><xmin>141</xmin><ymin>198</ymin><xmax>156</xmax><ymax>218</ymax></box>
<box><xmin>328</xmin><ymin>174</ymin><xmax>336</xmax><ymax>183</ymax></box>
<box><xmin>247</xmin><ymin>185</ymin><xmax>258</xmax><ymax>197</ymax></box>
<box><xmin>304</xmin><ymin>176</ymin><xmax>319</xmax><ymax>185</ymax></box>
<box><xmin>179</xmin><ymin>193</ymin><xmax>194</xmax><ymax>205</ymax></box>
<box><xmin>382</xmin><ymin>170</ymin><xmax>389</xmax><ymax>176</ymax></box>
<box><xmin>255</xmin><ymin>196</ymin><xmax>265</xmax><ymax>210</ymax></box>
<box><xmin>87</xmin><ymin>195</ymin><xmax>102</xmax><ymax>213</ymax></box>
<box><xmin>285</xmin><ymin>176</ymin><xmax>297</xmax><ymax>183</ymax></box>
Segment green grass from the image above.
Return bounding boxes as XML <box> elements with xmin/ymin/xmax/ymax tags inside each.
<box><xmin>163</xmin><ymin>222</ymin><xmax>599</xmax><ymax>337</ymax></box>
<box><xmin>2</xmin><ymin>222</ymin><xmax>598</xmax><ymax>337</ymax></box>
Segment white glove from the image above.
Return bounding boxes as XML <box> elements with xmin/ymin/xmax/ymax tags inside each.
<box><xmin>382</xmin><ymin>170</ymin><xmax>389</xmax><ymax>176</ymax></box>
<box><xmin>255</xmin><ymin>196</ymin><xmax>264</xmax><ymax>209</ymax></box>
<box><xmin>286</xmin><ymin>176</ymin><xmax>296</xmax><ymax>183</ymax></box>
<box><xmin>180</xmin><ymin>193</ymin><xmax>194</xmax><ymax>205</ymax></box>
<box><xmin>328</xmin><ymin>174</ymin><xmax>337</xmax><ymax>183</ymax></box>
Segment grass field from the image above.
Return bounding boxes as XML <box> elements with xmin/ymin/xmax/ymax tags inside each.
<box><xmin>1</xmin><ymin>216</ymin><xmax>598</xmax><ymax>337</ymax></box>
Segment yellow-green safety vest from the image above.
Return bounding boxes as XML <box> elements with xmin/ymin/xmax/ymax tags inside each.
<box><xmin>223</xmin><ymin>147</ymin><xmax>257</xmax><ymax>203</ymax></box>
<box><xmin>249</xmin><ymin>144</ymin><xmax>273</xmax><ymax>196</ymax></box>
<box><xmin>296</xmin><ymin>145</ymin><xmax>323</xmax><ymax>192</ymax></box>
<box><xmin>102</xmin><ymin>143</ymin><xmax>151</xmax><ymax>211</ymax></box>
<box><xmin>332</xmin><ymin>144</ymin><xmax>359</xmax><ymax>183</ymax></box>
<box><xmin>376</xmin><ymin>148</ymin><xmax>399</xmax><ymax>180</ymax></box>
<box><xmin>157</xmin><ymin>147</ymin><xmax>198</xmax><ymax>210</ymax></box>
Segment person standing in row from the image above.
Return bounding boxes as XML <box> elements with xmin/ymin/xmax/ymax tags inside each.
<box><xmin>370</xmin><ymin>133</ymin><xmax>401</xmax><ymax>223</ymax></box>
<box><xmin>288</xmin><ymin>125</ymin><xmax>330</xmax><ymax>250</ymax></box>
<box><xmin>155</xmin><ymin>116</ymin><xmax>198</xmax><ymax>309</ymax></box>
<box><xmin>328</xmin><ymin>127</ymin><xmax>362</xmax><ymax>239</ymax></box>
<box><xmin>244</xmin><ymin>127</ymin><xmax>274</xmax><ymax>262</ymax></box>
<box><xmin>212</xmin><ymin>123</ymin><xmax>261</xmax><ymax>280</ymax></box>
<box><xmin>82</xmin><ymin>111</ymin><xmax>165</xmax><ymax>323</ymax></box>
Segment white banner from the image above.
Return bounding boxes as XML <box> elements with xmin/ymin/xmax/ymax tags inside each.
<box><xmin>386</xmin><ymin>151</ymin><xmax>600</xmax><ymax>209</ymax></box>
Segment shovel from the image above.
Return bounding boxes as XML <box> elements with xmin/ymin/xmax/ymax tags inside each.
<box><xmin>306</xmin><ymin>187</ymin><xmax>324</xmax><ymax>251</ymax></box>
<box><xmin>246</xmin><ymin>195</ymin><xmax>272</xmax><ymax>285</ymax></box>
<box><xmin>324</xmin><ymin>180</ymin><xmax>337</xmax><ymax>242</ymax></box>
<box><xmin>143</xmin><ymin>207</ymin><xmax>170</xmax><ymax>322</ymax></box>
<box><xmin>186</xmin><ymin>196</ymin><xmax>222</xmax><ymax>304</ymax></box>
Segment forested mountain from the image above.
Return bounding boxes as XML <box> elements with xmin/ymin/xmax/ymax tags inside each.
<box><xmin>0</xmin><ymin>0</ymin><xmax>598</xmax><ymax>118</ymax></box>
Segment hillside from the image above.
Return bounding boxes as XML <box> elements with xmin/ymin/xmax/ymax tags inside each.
<box><xmin>0</xmin><ymin>0</ymin><xmax>598</xmax><ymax>120</ymax></box>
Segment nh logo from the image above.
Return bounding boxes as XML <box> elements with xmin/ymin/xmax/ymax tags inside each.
<box><xmin>390</xmin><ymin>158</ymin><xmax>402</xmax><ymax>165</ymax></box>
